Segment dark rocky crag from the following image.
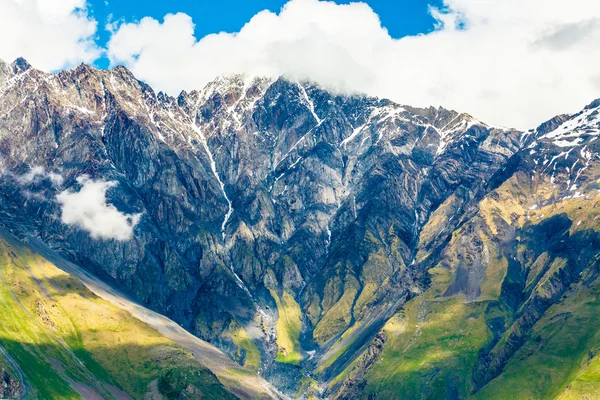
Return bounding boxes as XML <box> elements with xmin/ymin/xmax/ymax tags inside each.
<box><xmin>1</xmin><ymin>56</ymin><xmax>599</xmax><ymax>398</ymax></box>
<box><xmin>0</xmin><ymin>368</ymin><xmax>24</xmax><ymax>399</ymax></box>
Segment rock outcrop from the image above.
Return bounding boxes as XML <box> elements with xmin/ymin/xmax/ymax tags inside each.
<box><xmin>0</xmin><ymin>369</ymin><xmax>23</xmax><ymax>399</ymax></box>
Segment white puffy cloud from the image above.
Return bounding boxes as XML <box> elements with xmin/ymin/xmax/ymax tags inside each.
<box><xmin>56</xmin><ymin>176</ymin><xmax>141</xmax><ymax>241</ymax></box>
<box><xmin>106</xmin><ymin>0</ymin><xmax>600</xmax><ymax>129</ymax></box>
<box><xmin>0</xmin><ymin>0</ymin><xmax>100</xmax><ymax>71</ymax></box>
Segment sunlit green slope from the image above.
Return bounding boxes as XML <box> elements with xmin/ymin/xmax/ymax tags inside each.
<box><xmin>0</xmin><ymin>232</ymin><xmax>236</xmax><ymax>400</ymax></box>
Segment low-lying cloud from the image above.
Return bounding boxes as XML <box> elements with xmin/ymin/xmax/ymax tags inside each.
<box><xmin>16</xmin><ymin>166</ymin><xmax>64</xmax><ymax>186</ymax></box>
<box><xmin>56</xmin><ymin>175</ymin><xmax>141</xmax><ymax>241</ymax></box>
<box><xmin>0</xmin><ymin>164</ymin><xmax>64</xmax><ymax>187</ymax></box>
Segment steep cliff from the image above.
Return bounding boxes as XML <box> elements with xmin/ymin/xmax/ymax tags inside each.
<box><xmin>333</xmin><ymin>99</ymin><xmax>600</xmax><ymax>399</ymax></box>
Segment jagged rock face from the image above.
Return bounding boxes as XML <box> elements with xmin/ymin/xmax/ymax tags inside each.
<box><xmin>0</xmin><ymin>369</ymin><xmax>23</xmax><ymax>399</ymax></box>
<box><xmin>0</xmin><ymin>57</ymin><xmax>550</xmax><ymax>395</ymax></box>
<box><xmin>332</xmin><ymin>99</ymin><xmax>600</xmax><ymax>399</ymax></box>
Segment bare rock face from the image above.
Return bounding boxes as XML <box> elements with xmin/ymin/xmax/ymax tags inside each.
<box><xmin>5</xmin><ymin>57</ymin><xmax>599</xmax><ymax>397</ymax></box>
<box><xmin>0</xmin><ymin>369</ymin><xmax>24</xmax><ymax>399</ymax></box>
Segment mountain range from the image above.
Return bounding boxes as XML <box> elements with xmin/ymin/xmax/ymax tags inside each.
<box><xmin>0</xmin><ymin>56</ymin><xmax>599</xmax><ymax>399</ymax></box>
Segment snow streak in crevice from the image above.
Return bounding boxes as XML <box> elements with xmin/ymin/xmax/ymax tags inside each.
<box><xmin>190</xmin><ymin>123</ymin><xmax>233</xmax><ymax>239</ymax></box>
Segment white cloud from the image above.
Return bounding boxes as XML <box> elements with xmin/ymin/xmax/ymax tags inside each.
<box><xmin>106</xmin><ymin>0</ymin><xmax>600</xmax><ymax>129</ymax></box>
<box><xmin>0</xmin><ymin>0</ymin><xmax>100</xmax><ymax>71</ymax></box>
<box><xmin>0</xmin><ymin>164</ymin><xmax>64</xmax><ymax>186</ymax></box>
<box><xmin>56</xmin><ymin>175</ymin><xmax>141</xmax><ymax>241</ymax></box>
<box><xmin>17</xmin><ymin>166</ymin><xmax>64</xmax><ymax>186</ymax></box>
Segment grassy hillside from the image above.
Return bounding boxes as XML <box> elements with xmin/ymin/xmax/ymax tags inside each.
<box><xmin>0</xmin><ymin>233</ymin><xmax>236</xmax><ymax>399</ymax></box>
<box><xmin>332</xmin><ymin>173</ymin><xmax>600</xmax><ymax>399</ymax></box>
<box><xmin>271</xmin><ymin>289</ymin><xmax>304</xmax><ymax>366</ymax></box>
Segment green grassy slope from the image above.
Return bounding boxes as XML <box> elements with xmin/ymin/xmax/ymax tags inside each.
<box><xmin>271</xmin><ymin>289</ymin><xmax>304</xmax><ymax>366</ymax></box>
<box><xmin>333</xmin><ymin>173</ymin><xmax>600</xmax><ymax>399</ymax></box>
<box><xmin>475</xmin><ymin>278</ymin><xmax>600</xmax><ymax>399</ymax></box>
<box><xmin>0</xmin><ymin>234</ymin><xmax>235</xmax><ymax>399</ymax></box>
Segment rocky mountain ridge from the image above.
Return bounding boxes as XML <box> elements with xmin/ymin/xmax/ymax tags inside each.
<box><xmin>0</xmin><ymin>56</ymin><xmax>599</xmax><ymax>398</ymax></box>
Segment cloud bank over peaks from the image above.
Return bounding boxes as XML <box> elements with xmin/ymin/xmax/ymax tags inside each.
<box><xmin>106</xmin><ymin>0</ymin><xmax>600</xmax><ymax>129</ymax></box>
<box><xmin>56</xmin><ymin>176</ymin><xmax>141</xmax><ymax>241</ymax></box>
<box><xmin>0</xmin><ymin>0</ymin><xmax>599</xmax><ymax>129</ymax></box>
<box><xmin>0</xmin><ymin>0</ymin><xmax>100</xmax><ymax>71</ymax></box>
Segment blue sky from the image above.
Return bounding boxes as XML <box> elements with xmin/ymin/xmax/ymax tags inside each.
<box><xmin>89</xmin><ymin>0</ymin><xmax>443</xmax><ymax>68</ymax></box>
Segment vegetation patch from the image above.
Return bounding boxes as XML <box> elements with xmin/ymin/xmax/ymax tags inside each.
<box><xmin>0</xmin><ymin>239</ymin><xmax>233</xmax><ymax>399</ymax></box>
<box><xmin>271</xmin><ymin>289</ymin><xmax>304</xmax><ymax>365</ymax></box>
<box><xmin>224</xmin><ymin>321</ymin><xmax>261</xmax><ymax>371</ymax></box>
